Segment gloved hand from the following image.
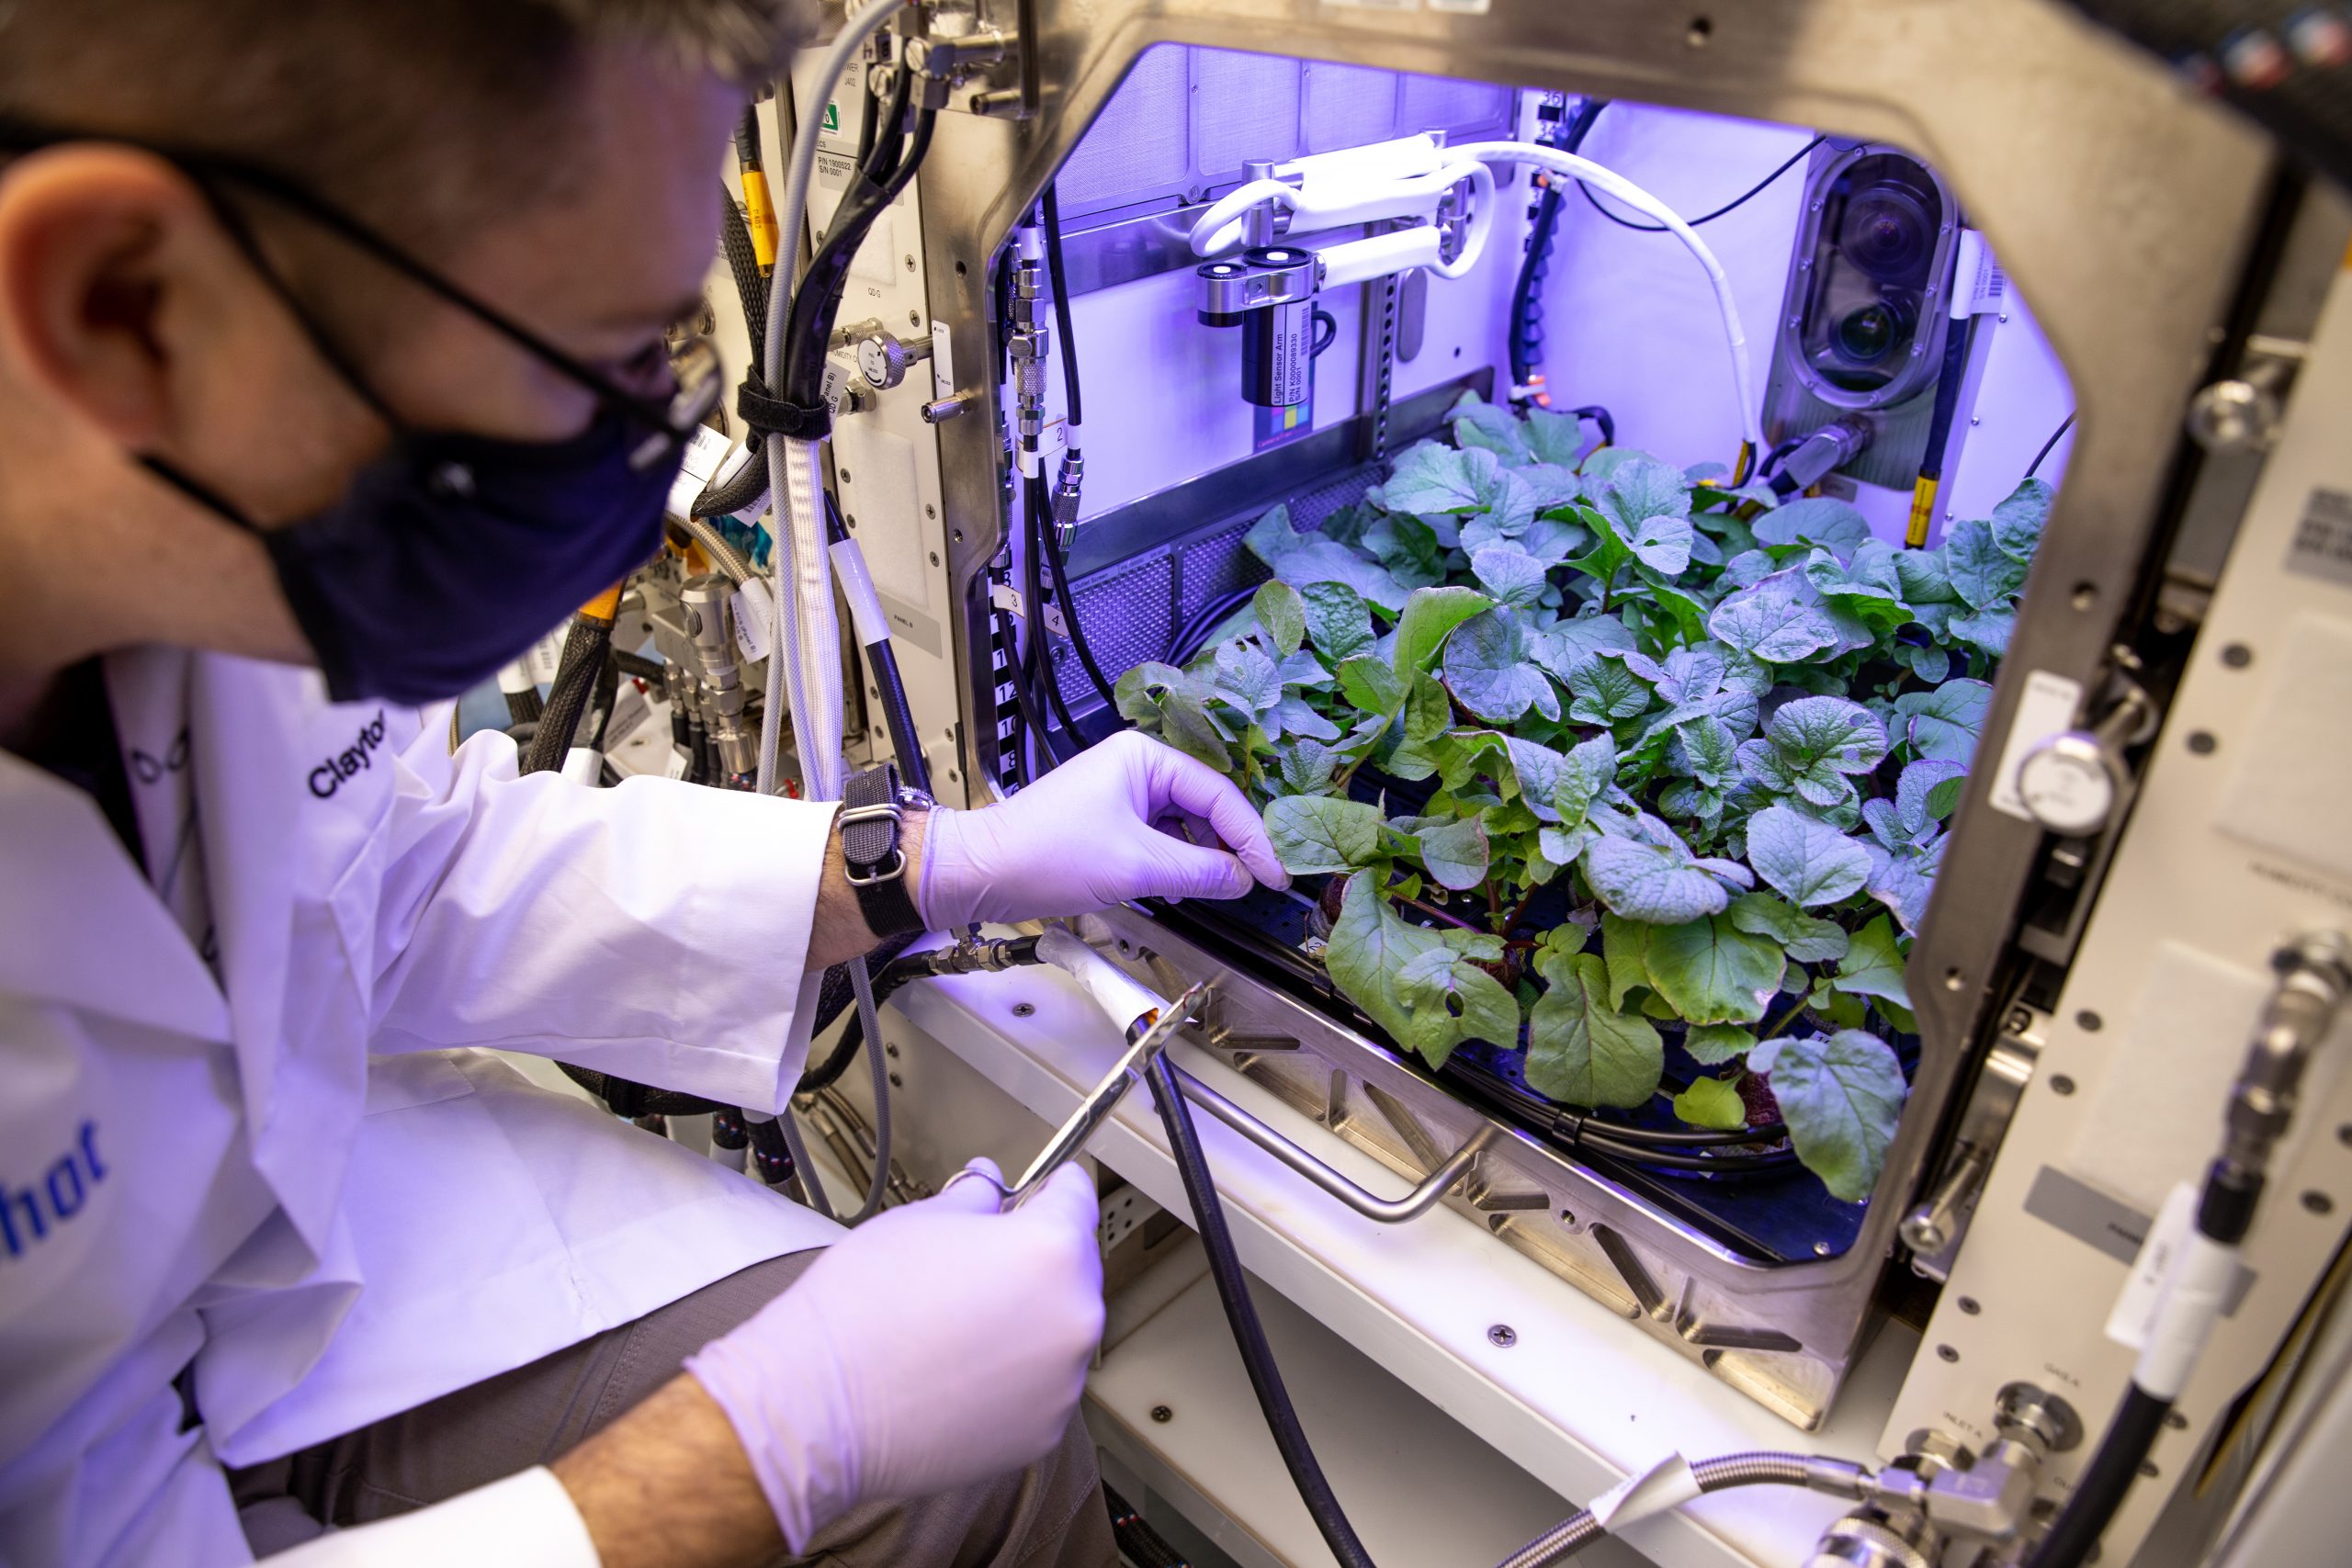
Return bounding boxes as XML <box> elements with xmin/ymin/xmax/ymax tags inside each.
<box><xmin>684</xmin><ymin>1162</ymin><xmax>1105</xmax><ymax>1551</ymax></box>
<box><xmin>919</xmin><ymin>729</ymin><xmax>1288</xmax><ymax>931</ymax></box>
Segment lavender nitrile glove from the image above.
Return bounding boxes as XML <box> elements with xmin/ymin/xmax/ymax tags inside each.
<box><xmin>684</xmin><ymin>1162</ymin><xmax>1104</xmax><ymax>1551</ymax></box>
<box><xmin>918</xmin><ymin>730</ymin><xmax>1289</xmax><ymax>931</ymax></box>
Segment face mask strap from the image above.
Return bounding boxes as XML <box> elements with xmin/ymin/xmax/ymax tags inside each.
<box><xmin>139</xmin><ymin>453</ymin><xmax>264</xmax><ymax>533</ymax></box>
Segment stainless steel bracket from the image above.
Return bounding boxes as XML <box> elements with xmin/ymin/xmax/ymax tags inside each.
<box><xmin>1169</xmin><ymin>1064</ymin><xmax>1489</xmax><ymax>1223</ymax></box>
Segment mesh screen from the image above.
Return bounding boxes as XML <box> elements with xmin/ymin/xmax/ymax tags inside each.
<box><xmin>1057</xmin><ymin>550</ymin><xmax>1176</xmax><ymax>709</ymax></box>
<box><xmin>1058</xmin><ymin>46</ymin><xmax>1193</xmax><ymax>209</ymax></box>
<box><xmin>1302</xmin><ymin>62</ymin><xmax>1397</xmax><ymax>154</ymax></box>
<box><xmin>1398</xmin><ymin>73</ymin><xmax>1512</xmax><ymax>139</ymax></box>
<box><xmin>1196</xmin><ymin>51</ymin><xmax>1305</xmax><ymax>175</ymax></box>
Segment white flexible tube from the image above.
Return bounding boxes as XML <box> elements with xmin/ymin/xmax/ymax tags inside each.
<box><xmin>755</xmin><ymin>0</ymin><xmax>904</xmax><ymax>799</ymax></box>
<box><xmin>1453</xmin><ymin>141</ymin><xmax>1766</xmax><ymax>451</ymax></box>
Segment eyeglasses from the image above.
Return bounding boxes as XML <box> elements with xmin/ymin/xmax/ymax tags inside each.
<box><xmin>0</xmin><ymin>117</ymin><xmax>722</xmax><ymax>471</ymax></box>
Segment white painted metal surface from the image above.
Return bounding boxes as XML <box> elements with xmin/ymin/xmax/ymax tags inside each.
<box><xmin>892</xmin><ymin>966</ymin><xmax>1917</xmax><ymax>1568</ymax></box>
<box><xmin>1881</xmin><ymin>264</ymin><xmax>2352</xmax><ymax>1562</ymax></box>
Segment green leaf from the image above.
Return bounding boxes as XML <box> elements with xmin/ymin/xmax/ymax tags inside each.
<box><xmin>1470</xmin><ymin>546</ymin><xmax>1551</xmax><ymax>612</ymax></box>
<box><xmin>1744</xmin><ymin>804</ymin><xmax>1872</xmax><ymax>908</ymax></box>
<box><xmin>1894</xmin><ymin>679</ymin><xmax>1993</xmax><ymax>764</ymax></box>
<box><xmin>1991</xmin><ymin>478</ymin><xmax>2052</xmax><ymax>564</ymax></box>
<box><xmin>1450</xmin><ymin>396</ymin><xmax>1533</xmax><ymax>463</ymax></box>
<box><xmin>1624</xmin><ymin>514</ymin><xmax>1695</xmax><ymax>577</ymax></box>
<box><xmin>1599</xmin><ymin>912</ymin><xmax>1655</xmax><ymax>1010</ymax></box>
<box><xmin>1554</xmin><ymin>734</ymin><xmax>1619</xmax><ymax>825</ymax></box>
<box><xmin>1393</xmin><ymin>949</ymin><xmax>1520</xmax><ymax>1066</ymax></box>
<box><xmin>1245</xmin><ymin>503</ymin><xmax>1304</xmax><ymax>564</ymax></box>
<box><xmin>1114</xmin><ymin>660</ymin><xmax>1192</xmax><ymax>727</ymax></box>
<box><xmin>1159</xmin><ymin>693</ymin><xmax>1236</xmax><ymax>773</ymax></box>
<box><xmin>1381</xmin><ymin>440</ymin><xmax>1499</xmax><ymax>516</ymax></box>
<box><xmin>1584</xmin><ymin>835</ymin><xmax>1730</xmax><ymax>924</ymax></box>
<box><xmin>1384</xmin><ymin>672</ymin><xmax>1456</xmax><ymax>782</ymax></box>
<box><xmin>1274</xmin><ymin>540</ymin><xmax>1409</xmax><ymax>615</ymax></box>
<box><xmin>1445</xmin><ymin>610</ymin><xmax>1561</xmax><ymax>724</ymax></box>
<box><xmin>1644</xmin><ymin>912</ymin><xmax>1787</xmax><ymax>1025</ymax></box>
<box><xmin>1264</xmin><ymin>794</ymin><xmax>1383</xmax><ymax>875</ymax></box>
<box><xmin>1943</xmin><ymin>519</ymin><xmax>2029</xmax><ymax>611</ymax></box>
<box><xmin>1526</xmin><ymin>948</ymin><xmax>1665</xmax><ymax>1109</ymax></box>
<box><xmin>1726</xmin><ymin>891</ymin><xmax>1850</xmax><ymax>964</ymax></box>
<box><xmin>1766</xmin><ymin>1031</ymin><xmax>1906</xmax><ymax>1201</ymax></box>
<box><xmin>1214</xmin><ymin>640</ymin><xmax>1283</xmax><ymax>713</ymax></box>
<box><xmin>1682</xmin><ymin>1023</ymin><xmax>1758</xmax><ymax>1066</ymax></box>
<box><xmin>1896</xmin><ymin>759</ymin><xmax>1967</xmax><ymax>832</ymax></box>
<box><xmin>1832</xmin><ymin>914</ymin><xmax>1911</xmax><ymax>1009</ymax></box>
<box><xmin>1754</xmin><ymin>496</ymin><xmax>1871</xmax><ymax>557</ymax></box>
<box><xmin>1709</xmin><ymin>589</ymin><xmax>1839</xmax><ymax>662</ymax></box>
<box><xmin>1392</xmin><ymin>585</ymin><xmax>1495</xmax><ymax>676</ymax></box>
<box><xmin>1566</xmin><ymin>653</ymin><xmax>1652</xmax><ymax>725</ymax></box>
<box><xmin>1253</xmin><ymin>581</ymin><xmax>1307</xmax><ymax>660</ymax></box>
<box><xmin>1413</xmin><ymin>817</ymin><xmax>1492</xmax><ymax>891</ymax></box>
<box><xmin>1337</xmin><ymin>656</ymin><xmax>1407</xmax><ymax>716</ymax></box>
<box><xmin>1950</xmin><ymin>607</ymin><xmax>2016</xmax><ymax>659</ymax></box>
<box><xmin>1530</xmin><ymin>614</ymin><xmax>1638</xmax><ymax>682</ymax></box>
<box><xmin>1298</xmin><ymin>581</ymin><xmax>1376</xmax><ymax>663</ymax></box>
<box><xmin>1766</xmin><ymin>696</ymin><xmax>1890</xmax><ymax>776</ymax></box>
<box><xmin>1674</xmin><ymin>1075</ymin><xmax>1749</xmax><ymax>1131</ymax></box>
<box><xmin>1523</xmin><ymin>405</ymin><xmax>1591</xmax><ymax>467</ymax></box>
<box><xmin>1593</xmin><ymin>456</ymin><xmax>1692</xmax><ymax>536</ymax></box>
<box><xmin>1276</xmin><ymin>740</ymin><xmax>1336</xmax><ymax>795</ymax></box>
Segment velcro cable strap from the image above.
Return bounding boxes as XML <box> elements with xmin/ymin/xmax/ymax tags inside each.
<box><xmin>737</xmin><ymin>372</ymin><xmax>831</xmax><ymax>443</ymax></box>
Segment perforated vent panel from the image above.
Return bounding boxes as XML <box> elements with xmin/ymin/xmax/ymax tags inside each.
<box><xmin>1056</xmin><ymin>44</ymin><xmax>1516</xmax><ymax>222</ymax></box>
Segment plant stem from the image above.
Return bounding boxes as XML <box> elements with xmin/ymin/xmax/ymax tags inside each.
<box><xmin>1392</xmin><ymin>890</ymin><xmax>1482</xmax><ymax>932</ymax></box>
<box><xmin>1757</xmin><ymin>995</ymin><xmax>1811</xmax><ymax>1043</ymax></box>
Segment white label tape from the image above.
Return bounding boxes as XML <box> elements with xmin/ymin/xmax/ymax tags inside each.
<box><xmin>2108</xmin><ymin>1181</ymin><xmax>2199</xmax><ymax>1352</ymax></box>
<box><xmin>1987</xmin><ymin>669</ymin><xmax>2084</xmax><ymax>822</ymax></box>
<box><xmin>733</xmin><ymin>585</ymin><xmax>775</xmax><ymax>666</ymax></box>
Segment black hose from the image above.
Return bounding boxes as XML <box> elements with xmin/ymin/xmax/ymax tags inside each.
<box><xmin>2022</xmin><ymin>1383</ymin><xmax>2171</xmax><ymax>1568</ymax></box>
<box><xmin>866</xmin><ymin>641</ymin><xmax>931</xmax><ymax>795</ymax></box>
<box><xmin>1310</xmin><ymin>309</ymin><xmax>1340</xmax><ymax>359</ymax></box>
<box><xmin>1020</xmin><ymin>482</ymin><xmax>1083</xmax><ymax>761</ymax></box>
<box><xmin>520</xmin><ymin>614</ymin><xmax>614</xmax><ymax>774</ymax></box>
<box><xmin>798</xmin><ymin>1008</ymin><xmax>868</xmax><ymax>1094</ymax></box>
<box><xmin>695</xmin><ymin>193</ymin><xmax>773</xmax><ymax>520</ymax></box>
<box><xmin>554</xmin><ymin>1061</ymin><xmax>730</xmax><ymax>1118</ymax></box>
<box><xmin>1039</xmin><ymin>182</ymin><xmax>1084</xmax><ymax>431</ymax></box>
<box><xmin>994</xmin><ymin>604</ymin><xmax>1062</xmax><ymax>776</ymax></box>
<box><xmin>504</xmin><ymin>685</ymin><xmax>545</xmax><ymax>728</ymax></box>
<box><xmin>1578</xmin><ymin>133</ymin><xmax>1828</xmax><ymax>232</ymax></box>
<box><xmin>1167</xmin><ymin>583</ymin><xmax>1263</xmax><ymax>663</ymax></box>
<box><xmin>2027</xmin><ymin>411</ymin><xmax>2075</xmax><ymax>480</ymax></box>
<box><xmin>746</xmin><ymin>1114</ymin><xmax>797</xmax><ymax>1187</ymax></box>
<box><xmin>862</xmin><ymin>64</ymin><xmax>913</xmax><ymax>186</ymax></box>
<box><xmin>1036</xmin><ymin>474</ymin><xmax>1125</xmax><ymax>717</ymax></box>
<box><xmin>779</xmin><ymin>110</ymin><xmax>937</xmax><ymax>418</ymax></box>
<box><xmin>1567</xmin><ymin>404</ymin><xmax>1615</xmax><ymax>448</ymax></box>
<box><xmin>1145</xmin><ymin>1053</ymin><xmax>1379</xmax><ymax>1568</ymax></box>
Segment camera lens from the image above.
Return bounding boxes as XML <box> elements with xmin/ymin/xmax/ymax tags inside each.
<box><xmin>1835</xmin><ymin>302</ymin><xmax>1903</xmax><ymax>364</ymax></box>
<box><xmin>1838</xmin><ymin>183</ymin><xmax>1935</xmax><ymax>284</ymax></box>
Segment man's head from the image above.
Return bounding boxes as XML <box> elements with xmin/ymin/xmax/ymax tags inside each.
<box><xmin>0</xmin><ymin>0</ymin><xmax>808</xmax><ymax>714</ymax></box>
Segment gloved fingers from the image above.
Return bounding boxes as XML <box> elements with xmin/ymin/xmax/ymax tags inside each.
<box><xmin>1143</xmin><ymin>742</ymin><xmax>1289</xmax><ymax>891</ymax></box>
<box><xmin>933</xmin><ymin>1157</ymin><xmax>1011</xmax><ymax>1214</ymax></box>
<box><xmin>1015</xmin><ymin>1163</ymin><xmax>1105</xmax><ymax>1246</ymax></box>
<box><xmin>1116</xmin><ymin>837</ymin><xmax>1254</xmax><ymax>904</ymax></box>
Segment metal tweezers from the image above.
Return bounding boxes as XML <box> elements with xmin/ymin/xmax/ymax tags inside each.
<box><xmin>950</xmin><ymin>980</ymin><xmax>1214</xmax><ymax>1212</ymax></box>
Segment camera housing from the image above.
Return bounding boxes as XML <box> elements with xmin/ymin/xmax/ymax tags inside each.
<box><xmin>1764</xmin><ymin>142</ymin><xmax>1963</xmax><ymax>491</ymax></box>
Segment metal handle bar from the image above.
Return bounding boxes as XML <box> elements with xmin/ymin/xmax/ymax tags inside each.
<box><xmin>1165</xmin><ymin>1064</ymin><xmax>1487</xmax><ymax>1224</ymax></box>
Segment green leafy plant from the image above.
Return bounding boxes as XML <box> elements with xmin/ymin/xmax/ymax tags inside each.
<box><xmin>1121</xmin><ymin>391</ymin><xmax>2049</xmax><ymax>1202</ymax></box>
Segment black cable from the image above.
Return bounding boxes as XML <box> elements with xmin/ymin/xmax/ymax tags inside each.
<box><xmin>1310</xmin><ymin>309</ymin><xmax>1340</xmax><ymax>358</ymax></box>
<box><xmin>520</xmin><ymin>614</ymin><xmax>614</xmax><ymax>774</ymax></box>
<box><xmin>612</xmin><ymin>649</ymin><xmax>664</xmax><ymax>683</ymax></box>
<box><xmin>1145</xmin><ymin>1054</ymin><xmax>1378</xmax><ymax>1568</ymax></box>
<box><xmin>1167</xmin><ymin>583</ymin><xmax>1262</xmax><ymax>663</ymax></box>
<box><xmin>2027</xmin><ymin>411</ymin><xmax>2075</xmax><ymax>479</ymax></box>
<box><xmin>746</xmin><ymin>1114</ymin><xmax>797</xmax><ymax>1187</ymax></box>
<box><xmin>994</xmin><ymin>604</ymin><xmax>1064</xmax><ymax>774</ymax></box>
<box><xmin>1039</xmin><ymin>182</ymin><xmax>1083</xmax><ymax>431</ymax></box>
<box><xmin>1036</xmin><ymin>474</ymin><xmax>1125</xmax><ymax>718</ymax></box>
<box><xmin>798</xmin><ymin>1009</ymin><xmax>867</xmax><ymax>1094</ymax></box>
<box><xmin>1567</xmin><ymin>403</ymin><xmax>1615</xmax><ymax>448</ymax></box>
<box><xmin>1577</xmin><ymin>132</ymin><xmax>1827</xmax><ymax>232</ymax></box>
<box><xmin>821</xmin><ymin>491</ymin><xmax>933</xmax><ymax>795</ymax></box>
<box><xmin>862</xmin><ymin>63</ymin><xmax>913</xmax><ymax>186</ymax></box>
<box><xmin>778</xmin><ymin>109</ymin><xmax>937</xmax><ymax>417</ymax></box>
<box><xmin>2022</xmin><ymin>1383</ymin><xmax>2170</xmax><ymax>1568</ymax></box>
<box><xmin>853</xmin><ymin>68</ymin><xmax>882</xmax><ymax>171</ymax></box>
<box><xmin>1019</xmin><ymin>480</ymin><xmax>1088</xmax><ymax>758</ymax></box>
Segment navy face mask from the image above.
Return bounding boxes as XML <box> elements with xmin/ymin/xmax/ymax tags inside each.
<box><xmin>0</xmin><ymin>117</ymin><xmax>719</xmax><ymax>705</ymax></box>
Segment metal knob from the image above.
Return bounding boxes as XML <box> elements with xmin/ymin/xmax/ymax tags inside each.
<box><xmin>854</xmin><ymin>329</ymin><xmax>930</xmax><ymax>391</ymax></box>
<box><xmin>2015</xmin><ymin>731</ymin><xmax>2126</xmax><ymax>838</ymax></box>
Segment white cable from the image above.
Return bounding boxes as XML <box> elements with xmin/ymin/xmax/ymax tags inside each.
<box><xmin>754</xmin><ymin>0</ymin><xmax>905</xmax><ymax>799</ymax></box>
<box><xmin>1453</xmin><ymin>141</ymin><xmax>1766</xmax><ymax>451</ymax></box>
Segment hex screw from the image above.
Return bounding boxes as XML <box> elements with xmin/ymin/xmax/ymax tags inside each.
<box><xmin>2188</xmin><ymin>731</ymin><xmax>2219</xmax><ymax>755</ymax></box>
<box><xmin>1938</xmin><ymin>1344</ymin><xmax>1961</xmax><ymax>1363</ymax></box>
<box><xmin>1012</xmin><ymin>1002</ymin><xmax>1036</xmax><ymax>1019</ymax></box>
<box><xmin>1150</xmin><ymin>1404</ymin><xmax>1173</xmax><ymax>1424</ymax></box>
<box><xmin>1959</xmin><ymin>1296</ymin><xmax>1982</xmax><ymax>1315</ymax></box>
<box><xmin>2076</xmin><ymin>1010</ymin><xmax>2104</xmax><ymax>1032</ymax></box>
<box><xmin>2052</xmin><ymin>1075</ymin><xmax>2077</xmax><ymax>1096</ymax></box>
<box><xmin>2302</xmin><ymin>1190</ymin><xmax>2335</xmax><ymax>1216</ymax></box>
<box><xmin>2222</xmin><ymin>643</ymin><xmax>2254</xmax><ymax>669</ymax></box>
<box><xmin>1488</xmin><ymin>1325</ymin><xmax>1518</xmax><ymax>1348</ymax></box>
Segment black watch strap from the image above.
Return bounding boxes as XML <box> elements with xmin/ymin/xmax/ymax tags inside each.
<box><xmin>840</xmin><ymin>763</ymin><xmax>925</xmax><ymax>938</ymax></box>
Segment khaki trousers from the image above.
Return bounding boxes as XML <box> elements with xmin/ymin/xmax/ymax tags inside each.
<box><xmin>229</xmin><ymin>1250</ymin><xmax>1117</xmax><ymax>1568</ymax></box>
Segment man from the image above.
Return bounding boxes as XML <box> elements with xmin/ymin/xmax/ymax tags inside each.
<box><xmin>0</xmin><ymin>2</ymin><xmax>1287</xmax><ymax>1565</ymax></box>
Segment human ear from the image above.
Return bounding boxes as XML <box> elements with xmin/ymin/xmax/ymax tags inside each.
<box><xmin>0</xmin><ymin>145</ymin><xmax>235</xmax><ymax>450</ymax></box>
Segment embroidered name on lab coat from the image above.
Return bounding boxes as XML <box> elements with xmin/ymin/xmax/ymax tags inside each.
<box><xmin>3</xmin><ymin>1121</ymin><xmax>106</xmax><ymax>1260</ymax></box>
<box><xmin>309</xmin><ymin>711</ymin><xmax>390</xmax><ymax>799</ymax></box>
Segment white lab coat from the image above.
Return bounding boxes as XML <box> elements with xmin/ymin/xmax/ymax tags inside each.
<box><xmin>0</xmin><ymin>646</ymin><xmax>844</xmax><ymax>1566</ymax></box>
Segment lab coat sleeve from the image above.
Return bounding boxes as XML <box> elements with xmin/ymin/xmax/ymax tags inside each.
<box><xmin>356</xmin><ymin>722</ymin><xmax>838</xmax><ymax>1113</ymax></box>
<box><xmin>261</xmin><ymin>1467</ymin><xmax>601</xmax><ymax>1568</ymax></box>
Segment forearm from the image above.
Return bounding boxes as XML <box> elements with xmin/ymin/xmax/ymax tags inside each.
<box><xmin>551</xmin><ymin>1374</ymin><xmax>781</xmax><ymax>1568</ymax></box>
<box><xmin>805</xmin><ymin>806</ymin><xmax>928</xmax><ymax>971</ymax></box>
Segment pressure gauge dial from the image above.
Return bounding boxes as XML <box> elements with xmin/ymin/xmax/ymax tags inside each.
<box><xmin>2017</xmin><ymin>731</ymin><xmax>2123</xmax><ymax>837</ymax></box>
